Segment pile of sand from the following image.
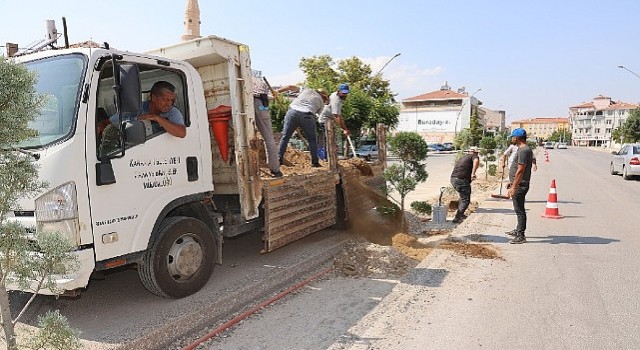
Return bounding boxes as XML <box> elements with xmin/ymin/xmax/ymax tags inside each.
<box><xmin>333</xmin><ymin>238</ymin><xmax>420</xmax><ymax>278</ymax></box>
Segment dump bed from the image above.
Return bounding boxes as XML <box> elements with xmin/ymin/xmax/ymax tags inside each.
<box><xmin>147</xmin><ymin>35</ymin><xmax>261</xmax><ymax>221</ymax></box>
<box><xmin>148</xmin><ymin>36</ymin><xmax>340</xmax><ymax>250</ymax></box>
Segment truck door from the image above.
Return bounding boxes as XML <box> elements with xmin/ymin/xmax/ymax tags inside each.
<box><xmin>87</xmin><ymin>57</ymin><xmax>205</xmax><ymax>262</ymax></box>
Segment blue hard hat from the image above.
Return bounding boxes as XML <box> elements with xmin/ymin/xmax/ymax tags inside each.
<box><xmin>511</xmin><ymin>128</ymin><xmax>527</xmax><ymax>137</ymax></box>
<box><xmin>338</xmin><ymin>83</ymin><xmax>350</xmax><ymax>94</ymax></box>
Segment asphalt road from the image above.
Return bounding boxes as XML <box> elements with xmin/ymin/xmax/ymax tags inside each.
<box><xmin>198</xmin><ymin>146</ymin><xmax>640</xmax><ymax>349</ymax></box>
<box><xmin>332</xmin><ymin>146</ymin><xmax>640</xmax><ymax>349</ymax></box>
<box><xmin>14</xmin><ymin>147</ymin><xmax>639</xmax><ymax>349</ymax></box>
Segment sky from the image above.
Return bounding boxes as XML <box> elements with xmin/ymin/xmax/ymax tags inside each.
<box><xmin>2</xmin><ymin>0</ymin><xmax>640</xmax><ymax>123</ymax></box>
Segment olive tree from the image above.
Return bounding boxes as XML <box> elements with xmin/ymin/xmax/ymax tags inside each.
<box><xmin>0</xmin><ymin>56</ymin><xmax>80</xmax><ymax>350</ymax></box>
<box><xmin>383</xmin><ymin>132</ymin><xmax>428</xmax><ymax>227</ymax></box>
<box><xmin>479</xmin><ymin>136</ymin><xmax>498</xmax><ymax>179</ymax></box>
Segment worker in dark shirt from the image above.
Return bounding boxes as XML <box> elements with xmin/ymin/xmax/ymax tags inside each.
<box><xmin>450</xmin><ymin>146</ymin><xmax>480</xmax><ymax>223</ymax></box>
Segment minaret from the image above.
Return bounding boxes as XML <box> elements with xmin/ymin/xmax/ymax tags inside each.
<box><xmin>181</xmin><ymin>0</ymin><xmax>201</xmax><ymax>41</ymax></box>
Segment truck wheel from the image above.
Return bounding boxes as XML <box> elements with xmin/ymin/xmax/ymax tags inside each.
<box><xmin>138</xmin><ymin>216</ymin><xmax>215</xmax><ymax>298</ymax></box>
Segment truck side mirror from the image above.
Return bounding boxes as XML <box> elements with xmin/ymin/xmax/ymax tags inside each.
<box><xmin>117</xmin><ymin>63</ymin><xmax>141</xmax><ymax>114</ymax></box>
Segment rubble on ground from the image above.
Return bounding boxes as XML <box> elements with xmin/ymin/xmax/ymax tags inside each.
<box><xmin>253</xmin><ymin>140</ymin><xmax>504</xmax><ymax>277</ymax></box>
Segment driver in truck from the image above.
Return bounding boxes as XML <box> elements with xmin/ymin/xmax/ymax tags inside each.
<box><xmin>99</xmin><ymin>80</ymin><xmax>186</xmax><ymax>138</ymax></box>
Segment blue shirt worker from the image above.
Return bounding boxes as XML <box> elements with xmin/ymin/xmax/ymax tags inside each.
<box><xmin>318</xmin><ymin>83</ymin><xmax>351</xmax><ymax>150</ymax></box>
<box><xmin>278</xmin><ymin>88</ymin><xmax>327</xmax><ymax>167</ymax></box>
<box><xmin>450</xmin><ymin>146</ymin><xmax>480</xmax><ymax>223</ymax></box>
<box><xmin>102</xmin><ymin>81</ymin><xmax>186</xmax><ymax>138</ymax></box>
<box><xmin>505</xmin><ymin>128</ymin><xmax>534</xmax><ymax>244</ymax></box>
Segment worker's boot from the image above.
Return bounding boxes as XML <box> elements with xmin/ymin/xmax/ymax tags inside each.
<box><xmin>451</xmin><ymin>211</ymin><xmax>466</xmax><ymax>223</ymax></box>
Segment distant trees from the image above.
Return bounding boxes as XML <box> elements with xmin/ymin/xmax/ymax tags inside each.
<box><xmin>547</xmin><ymin>129</ymin><xmax>572</xmax><ymax>143</ymax></box>
<box><xmin>453</xmin><ymin>110</ymin><xmax>483</xmax><ymax>150</ymax></box>
<box><xmin>271</xmin><ymin>55</ymin><xmax>400</xmax><ymax>140</ymax></box>
<box><xmin>617</xmin><ymin>108</ymin><xmax>640</xmax><ymax>143</ymax></box>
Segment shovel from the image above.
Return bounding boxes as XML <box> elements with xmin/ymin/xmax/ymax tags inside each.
<box><xmin>491</xmin><ymin>164</ymin><xmax>510</xmax><ymax>199</ymax></box>
<box><xmin>346</xmin><ymin>135</ymin><xmax>357</xmax><ymax>158</ymax></box>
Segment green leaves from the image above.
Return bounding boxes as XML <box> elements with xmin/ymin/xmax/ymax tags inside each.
<box><xmin>383</xmin><ymin>132</ymin><xmax>429</xmax><ymax>217</ymax></box>
<box><xmin>297</xmin><ymin>54</ymin><xmax>399</xmax><ymax>137</ymax></box>
<box><xmin>388</xmin><ymin>132</ymin><xmax>428</xmax><ymax>162</ymax></box>
<box><xmin>0</xmin><ymin>56</ymin><xmax>79</xmax><ymax>348</ymax></box>
<box><xmin>25</xmin><ymin>310</ymin><xmax>82</xmax><ymax>350</ymax></box>
<box><xmin>620</xmin><ymin>108</ymin><xmax>640</xmax><ymax>143</ymax></box>
<box><xmin>0</xmin><ymin>57</ymin><xmax>43</xmax><ymax>147</ymax></box>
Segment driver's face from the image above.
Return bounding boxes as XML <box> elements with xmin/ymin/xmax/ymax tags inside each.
<box><xmin>151</xmin><ymin>90</ymin><xmax>176</xmax><ymax>113</ymax></box>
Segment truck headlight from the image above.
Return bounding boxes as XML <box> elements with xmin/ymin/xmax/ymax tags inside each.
<box><xmin>35</xmin><ymin>182</ymin><xmax>80</xmax><ymax>246</ymax></box>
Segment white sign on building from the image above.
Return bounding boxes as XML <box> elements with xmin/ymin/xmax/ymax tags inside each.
<box><xmin>397</xmin><ymin>110</ymin><xmax>459</xmax><ymax>133</ymax></box>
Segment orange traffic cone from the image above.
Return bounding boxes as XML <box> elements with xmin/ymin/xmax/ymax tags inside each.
<box><xmin>541</xmin><ymin>179</ymin><xmax>563</xmax><ymax>219</ymax></box>
<box><xmin>208</xmin><ymin>106</ymin><xmax>232</xmax><ymax>162</ymax></box>
<box><xmin>545</xmin><ymin>152</ymin><xmax>550</xmax><ymax>162</ymax></box>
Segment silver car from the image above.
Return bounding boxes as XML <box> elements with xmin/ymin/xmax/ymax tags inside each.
<box><xmin>355</xmin><ymin>144</ymin><xmax>378</xmax><ymax>161</ymax></box>
<box><xmin>610</xmin><ymin>143</ymin><xmax>640</xmax><ymax>180</ymax></box>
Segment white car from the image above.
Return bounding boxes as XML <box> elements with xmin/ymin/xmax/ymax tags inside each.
<box><xmin>557</xmin><ymin>142</ymin><xmax>568</xmax><ymax>149</ymax></box>
<box><xmin>610</xmin><ymin>143</ymin><xmax>640</xmax><ymax>180</ymax></box>
<box><xmin>544</xmin><ymin>142</ymin><xmax>555</xmax><ymax>149</ymax></box>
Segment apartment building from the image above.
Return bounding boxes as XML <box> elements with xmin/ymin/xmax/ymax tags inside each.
<box><xmin>569</xmin><ymin>95</ymin><xmax>638</xmax><ymax>147</ymax></box>
<box><xmin>510</xmin><ymin>118</ymin><xmax>569</xmax><ymax>141</ymax></box>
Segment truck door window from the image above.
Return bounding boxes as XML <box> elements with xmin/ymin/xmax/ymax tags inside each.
<box><xmin>96</xmin><ymin>62</ymin><xmax>189</xmax><ymax>159</ymax></box>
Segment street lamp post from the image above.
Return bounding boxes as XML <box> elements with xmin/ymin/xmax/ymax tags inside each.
<box><xmin>618</xmin><ymin>65</ymin><xmax>640</xmax><ymax>80</ymax></box>
<box><xmin>375</xmin><ymin>53</ymin><xmax>401</xmax><ymax>77</ymax></box>
<box><xmin>454</xmin><ymin>88</ymin><xmax>481</xmax><ymax>136</ymax></box>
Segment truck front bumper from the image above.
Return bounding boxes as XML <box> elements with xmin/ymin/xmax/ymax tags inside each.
<box><xmin>8</xmin><ymin>248</ymin><xmax>95</xmax><ymax>295</ymax></box>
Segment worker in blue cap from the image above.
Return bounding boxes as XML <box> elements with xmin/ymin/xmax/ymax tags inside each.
<box><xmin>318</xmin><ymin>83</ymin><xmax>351</xmax><ymax>156</ymax></box>
<box><xmin>505</xmin><ymin>128</ymin><xmax>533</xmax><ymax>244</ymax></box>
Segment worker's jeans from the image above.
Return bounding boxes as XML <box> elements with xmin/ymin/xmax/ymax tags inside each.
<box><xmin>253</xmin><ymin>97</ymin><xmax>279</xmax><ymax>173</ymax></box>
<box><xmin>511</xmin><ymin>183</ymin><xmax>530</xmax><ymax>237</ymax></box>
<box><xmin>450</xmin><ymin>177</ymin><xmax>471</xmax><ymax>217</ymax></box>
<box><xmin>278</xmin><ymin>108</ymin><xmax>319</xmax><ymax>164</ymax></box>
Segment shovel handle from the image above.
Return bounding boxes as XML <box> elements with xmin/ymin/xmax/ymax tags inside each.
<box><xmin>346</xmin><ymin>135</ymin><xmax>357</xmax><ymax>158</ymax></box>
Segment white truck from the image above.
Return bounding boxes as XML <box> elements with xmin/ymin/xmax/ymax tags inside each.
<box><xmin>8</xmin><ymin>34</ymin><xmax>368</xmax><ymax>298</ymax></box>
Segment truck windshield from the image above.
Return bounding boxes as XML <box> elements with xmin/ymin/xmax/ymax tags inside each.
<box><xmin>15</xmin><ymin>54</ymin><xmax>86</xmax><ymax>149</ymax></box>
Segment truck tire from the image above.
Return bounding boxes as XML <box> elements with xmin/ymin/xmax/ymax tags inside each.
<box><xmin>138</xmin><ymin>216</ymin><xmax>215</xmax><ymax>298</ymax></box>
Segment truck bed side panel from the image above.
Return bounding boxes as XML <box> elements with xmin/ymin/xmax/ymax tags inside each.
<box><xmin>262</xmin><ymin>172</ymin><xmax>337</xmax><ymax>252</ymax></box>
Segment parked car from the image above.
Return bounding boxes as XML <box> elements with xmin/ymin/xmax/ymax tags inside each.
<box><xmin>557</xmin><ymin>142</ymin><xmax>568</xmax><ymax>149</ymax></box>
<box><xmin>355</xmin><ymin>144</ymin><xmax>378</xmax><ymax>161</ymax></box>
<box><xmin>428</xmin><ymin>143</ymin><xmax>445</xmax><ymax>152</ymax></box>
<box><xmin>610</xmin><ymin>143</ymin><xmax>640</xmax><ymax>180</ymax></box>
<box><xmin>443</xmin><ymin>142</ymin><xmax>454</xmax><ymax>151</ymax></box>
<box><xmin>544</xmin><ymin>141</ymin><xmax>555</xmax><ymax>149</ymax></box>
